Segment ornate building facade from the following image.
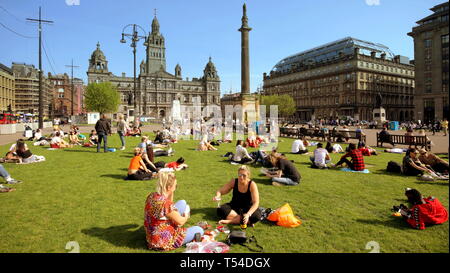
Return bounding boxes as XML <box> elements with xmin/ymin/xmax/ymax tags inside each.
<box><xmin>263</xmin><ymin>37</ymin><xmax>415</xmax><ymax>122</ymax></box>
<box><xmin>12</xmin><ymin>63</ymin><xmax>54</xmax><ymax>117</ymax></box>
<box><xmin>408</xmin><ymin>2</ymin><xmax>449</xmax><ymax>123</ymax></box>
<box><xmin>87</xmin><ymin>15</ymin><xmax>221</xmax><ymax>119</ymax></box>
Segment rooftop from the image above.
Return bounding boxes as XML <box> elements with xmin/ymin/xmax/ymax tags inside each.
<box><xmin>271</xmin><ymin>37</ymin><xmax>395</xmax><ymax>74</ymax></box>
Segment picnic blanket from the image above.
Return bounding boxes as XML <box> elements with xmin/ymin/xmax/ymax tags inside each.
<box><xmin>340</xmin><ymin>168</ymin><xmax>370</xmax><ymax>174</ymax></box>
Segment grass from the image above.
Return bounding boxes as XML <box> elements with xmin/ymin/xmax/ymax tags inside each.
<box><xmin>0</xmin><ymin>133</ymin><xmax>448</xmax><ymax>253</ymax></box>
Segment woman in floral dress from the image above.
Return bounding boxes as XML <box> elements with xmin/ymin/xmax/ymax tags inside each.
<box><xmin>144</xmin><ymin>172</ymin><xmax>203</xmax><ymax>251</ymax></box>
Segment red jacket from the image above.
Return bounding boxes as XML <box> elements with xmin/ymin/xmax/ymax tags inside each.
<box><xmin>406</xmin><ymin>197</ymin><xmax>448</xmax><ymax>230</ymax></box>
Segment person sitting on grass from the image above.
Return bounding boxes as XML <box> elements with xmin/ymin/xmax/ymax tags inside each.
<box><xmin>129</xmin><ymin>126</ymin><xmax>142</xmax><ymax>137</ymax></box>
<box><xmin>417</xmin><ymin>149</ymin><xmax>449</xmax><ymax>175</ymax></box>
<box><xmin>83</xmin><ymin>130</ymin><xmax>98</xmax><ymax>147</ymax></box>
<box><xmin>402</xmin><ymin>148</ymin><xmax>436</xmax><ymax>177</ymax></box>
<box><xmin>165</xmin><ymin>157</ymin><xmax>188</xmax><ymax>171</ymax></box>
<box><xmin>214</xmin><ymin>165</ymin><xmax>261</xmax><ymax>227</ymax></box>
<box><xmin>15</xmin><ymin>141</ymin><xmax>45</xmax><ymax>164</ymax></box>
<box><xmin>50</xmin><ymin>131</ymin><xmax>71</xmax><ymax>148</ymax></box>
<box><xmin>395</xmin><ymin>188</ymin><xmax>448</xmax><ymax>230</ymax></box>
<box><xmin>357</xmin><ymin>142</ymin><xmax>378</xmax><ymax>156</ymax></box>
<box><xmin>197</xmin><ymin>134</ymin><xmax>218</xmax><ymax>151</ymax></box>
<box><xmin>245</xmin><ymin>132</ymin><xmax>263</xmax><ymax>148</ymax></box>
<box><xmin>291</xmin><ymin>138</ymin><xmax>308</xmax><ymax>154</ymax></box>
<box><xmin>138</xmin><ymin>136</ymin><xmax>173</xmax><ymax>156</ymax></box>
<box><xmin>228</xmin><ymin>140</ymin><xmax>253</xmax><ymax>164</ymax></box>
<box><xmin>310</xmin><ymin>143</ymin><xmax>332</xmax><ymax>169</ymax></box>
<box><xmin>266</xmin><ymin>153</ymin><xmax>301</xmax><ymax>186</ymax></box>
<box><xmin>144</xmin><ymin>172</ymin><xmax>204</xmax><ymax>251</ymax></box>
<box><xmin>325</xmin><ymin>141</ymin><xmax>344</xmax><ymax>154</ymax></box>
<box><xmin>127</xmin><ymin>148</ymin><xmax>155</xmax><ymax>180</ymax></box>
<box><xmin>68</xmin><ymin>130</ymin><xmax>82</xmax><ymax>145</ymax></box>
<box><xmin>333</xmin><ymin>143</ymin><xmax>365</xmax><ymax>171</ymax></box>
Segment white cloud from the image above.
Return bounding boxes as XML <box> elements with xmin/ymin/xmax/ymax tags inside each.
<box><xmin>365</xmin><ymin>0</ymin><xmax>380</xmax><ymax>6</ymax></box>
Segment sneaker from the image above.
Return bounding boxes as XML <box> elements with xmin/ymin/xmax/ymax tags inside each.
<box><xmin>272</xmin><ymin>182</ymin><xmax>285</xmax><ymax>187</ymax></box>
<box><xmin>168</xmin><ymin>148</ymin><xmax>173</xmax><ymax>154</ymax></box>
<box><xmin>7</xmin><ymin>179</ymin><xmax>22</xmax><ymax>185</ymax></box>
<box><xmin>120</xmin><ymin>147</ymin><xmax>125</xmax><ymax>151</ymax></box>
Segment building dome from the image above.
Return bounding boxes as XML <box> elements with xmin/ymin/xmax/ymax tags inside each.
<box><xmin>91</xmin><ymin>42</ymin><xmax>106</xmax><ymax>61</ymax></box>
<box><xmin>203</xmin><ymin>57</ymin><xmax>218</xmax><ymax>79</ymax></box>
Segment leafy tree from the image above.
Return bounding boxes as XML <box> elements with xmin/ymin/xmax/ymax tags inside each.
<box><xmin>84</xmin><ymin>82</ymin><xmax>120</xmax><ymax>114</ymax></box>
<box><xmin>260</xmin><ymin>95</ymin><xmax>296</xmax><ymax>117</ymax></box>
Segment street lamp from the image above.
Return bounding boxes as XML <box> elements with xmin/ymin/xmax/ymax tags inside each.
<box><xmin>120</xmin><ymin>24</ymin><xmax>148</xmax><ymax>118</ymax></box>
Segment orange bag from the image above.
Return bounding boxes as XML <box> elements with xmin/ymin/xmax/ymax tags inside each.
<box><xmin>267</xmin><ymin>203</ymin><xmax>302</xmax><ymax>228</ymax></box>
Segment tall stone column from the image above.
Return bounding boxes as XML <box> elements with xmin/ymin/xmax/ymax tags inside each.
<box><xmin>239</xmin><ymin>4</ymin><xmax>252</xmax><ymax>95</ymax></box>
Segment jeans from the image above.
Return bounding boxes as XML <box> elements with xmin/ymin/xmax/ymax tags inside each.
<box><xmin>0</xmin><ymin>164</ymin><xmax>10</xmax><ymax>179</ymax></box>
<box><xmin>97</xmin><ymin>133</ymin><xmax>108</xmax><ymax>152</ymax></box>
<box><xmin>251</xmin><ymin>150</ymin><xmax>266</xmax><ymax>163</ymax></box>
<box><xmin>174</xmin><ymin>200</ymin><xmax>204</xmax><ymax>245</ymax></box>
<box><xmin>118</xmin><ymin>131</ymin><xmax>125</xmax><ymax>147</ymax></box>
<box><xmin>272</xmin><ymin>177</ymin><xmax>299</xmax><ymax>186</ymax></box>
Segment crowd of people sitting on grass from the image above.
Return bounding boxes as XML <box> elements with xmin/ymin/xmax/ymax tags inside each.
<box><xmin>1</xmin><ymin>117</ymin><xmax>449</xmax><ymax>254</ymax></box>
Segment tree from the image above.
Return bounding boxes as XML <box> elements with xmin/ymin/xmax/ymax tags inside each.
<box><xmin>84</xmin><ymin>82</ymin><xmax>120</xmax><ymax>114</ymax></box>
<box><xmin>260</xmin><ymin>95</ymin><xmax>296</xmax><ymax>117</ymax></box>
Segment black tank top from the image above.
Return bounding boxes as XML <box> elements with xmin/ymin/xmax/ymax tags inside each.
<box><xmin>230</xmin><ymin>179</ymin><xmax>253</xmax><ymax>211</ymax></box>
<box><xmin>17</xmin><ymin>149</ymin><xmax>32</xmax><ymax>159</ymax></box>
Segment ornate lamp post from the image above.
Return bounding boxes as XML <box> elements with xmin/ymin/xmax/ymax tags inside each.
<box><xmin>120</xmin><ymin>24</ymin><xmax>148</xmax><ymax>117</ymax></box>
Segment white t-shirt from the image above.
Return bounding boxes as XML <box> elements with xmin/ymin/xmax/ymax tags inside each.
<box><xmin>291</xmin><ymin>140</ymin><xmax>306</xmax><ymax>153</ymax></box>
<box><xmin>333</xmin><ymin>144</ymin><xmax>344</xmax><ymax>153</ymax></box>
<box><xmin>233</xmin><ymin>145</ymin><xmax>251</xmax><ymax>161</ymax></box>
<box><xmin>50</xmin><ymin>137</ymin><xmax>62</xmax><ymax>145</ymax></box>
<box><xmin>314</xmin><ymin>148</ymin><xmax>329</xmax><ymax>165</ymax></box>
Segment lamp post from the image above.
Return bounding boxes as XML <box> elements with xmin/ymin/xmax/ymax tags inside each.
<box><xmin>120</xmin><ymin>24</ymin><xmax>148</xmax><ymax>118</ymax></box>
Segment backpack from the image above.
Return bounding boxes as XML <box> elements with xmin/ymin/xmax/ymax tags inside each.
<box><xmin>387</xmin><ymin>161</ymin><xmax>402</xmax><ymax>173</ymax></box>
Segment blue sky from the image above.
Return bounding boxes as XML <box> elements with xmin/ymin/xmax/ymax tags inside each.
<box><xmin>0</xmin><ymin>0</ymin><xmax>445</xmax><ymax>96</ymax></box>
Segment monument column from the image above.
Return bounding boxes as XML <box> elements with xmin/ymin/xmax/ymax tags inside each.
<box><xmin>239</xmin><ymin>4</ymin><xmax>252</xmax><ymax>95</ymax></box>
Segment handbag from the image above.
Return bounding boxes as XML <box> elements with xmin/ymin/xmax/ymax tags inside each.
<box><xmin>226</xmin><ymin>231</ymin><xmax>264</xmax><ymax>252</ymax></box>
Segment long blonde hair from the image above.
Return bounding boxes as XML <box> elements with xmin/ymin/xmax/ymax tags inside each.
<box><xmin>157</xmin><ymin>172</ymin><xmax>177</xmax><ymax>196</ymax></box>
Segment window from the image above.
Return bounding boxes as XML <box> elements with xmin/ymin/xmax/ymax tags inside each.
<box><xmin>424</xmin><ymin>39</ymin><xmax>432</xmax><ymax>48</ymax></box>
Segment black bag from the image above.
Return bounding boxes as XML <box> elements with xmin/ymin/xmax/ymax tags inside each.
<box><xmin>387</xmin><ymin>161</ymin><xmax>402</xmax><ymax>173</ymax></box>
<box><xmin>226</xmin><ymin>231</ymin><xmax>264</xmax><ymax>252</ymax></box>
<box><xmin>226</xmin><ymin>230</ymin><xmax>247</xmax><ymax>245</ymax></box>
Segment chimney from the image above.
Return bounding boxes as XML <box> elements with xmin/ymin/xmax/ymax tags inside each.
<box><xmin>394</xmin><ymin>55</ymin><xmax>400</xmax><ymax>63</ymax></box>
<box><xmin>122</xmin><ymin>72</ymin><xmax>126</xmax><ymax>77</ymax></box>
<box><xmin>380</xmin><ymin>53</ymin><xmax>386</xmax><ymax>60</ymax></box>
<box><xmin>370</xmin><ymin>51</ymin><xmax>376</xmax><ymax>58</ymax></box>
<box><xmin>354</xmin><ymin>47</ymin><xmax>359</xmax><ymax>55</ymax></box>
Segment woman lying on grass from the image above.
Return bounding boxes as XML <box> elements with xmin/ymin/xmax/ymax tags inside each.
<box><xmin>214</xmin><ymin>165</ymin><xmax>261</xmax><ymax>227</ymax></box>
<box><xmin>15</xmin><ymin>141</ymin><xmax>45</xmax><ymax>164</ymax></box>
<box><xmin>144</xmin><ymin>172</ymin><xmax>204</xmax><ymax>251</ymax></box>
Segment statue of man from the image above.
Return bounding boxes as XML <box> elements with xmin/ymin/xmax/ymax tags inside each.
<box><xmin>375</xmin><ymin>92</ymin><xmax>383</xmax><ymax>108</ymax></box>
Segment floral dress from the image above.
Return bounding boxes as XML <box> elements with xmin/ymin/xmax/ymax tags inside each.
<box><xmin>144</xmin><ymin>192</ymin><xmax>186</xmax><ymax>251</ymax></box>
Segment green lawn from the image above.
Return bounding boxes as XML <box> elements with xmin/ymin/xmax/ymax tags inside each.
<box><xmin>0</xmin><ymin>133</ymin><xmax>448</xmax><ymax>253</ymax></box>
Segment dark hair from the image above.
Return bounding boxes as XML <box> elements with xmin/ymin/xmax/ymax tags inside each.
<box><xmin>56</xmin><ymin>132</ymin><xmax>61</xmax><ymax>137</ymax></box>
<box><xmin>348</xmin><ymin>143</ymin><xmax>356</xmax><ymax>151</ymax></box>
<box><xmin>317</xmin><ymin>143</ymin><xmax>323</xmax><ymax>148</ymax></box>
<box><xmin>405</xmin><ymin>188</ymin><xmax>422</xmax><ymax>205</ymax></box>
<box><xmin>176</xmin><ymin>157</ymin><xmax>185</xmax><ymax>164</ymax></box>
<box><xmin>16</xmin><ymin>141</ymin><xmax>26</xmax><ymax>152</ymax></box>
<box><xmin>325</xmin><ymin>141</ymin><xmax>332</xmax><ymax>149</ymax></box>
<box><xmin>408</xmin><ymin>148</ymin><xmax>418</xmax><ymax>155</ymax></box>
<box><xmin>358</xmin><ymin>142</ymin><xmax>365</xmax><ymax>148</ymax></box>
<box><xmin>236</xmin><ymin>140</ymin><xmax>243</xmax><ymax>146</ymax></box>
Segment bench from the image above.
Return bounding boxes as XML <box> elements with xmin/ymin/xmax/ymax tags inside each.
<box><xmin>280</xmin><ymin>127</ymin><xmax>299</xmax><ymax>138</ymax></box>
<box><xmin>376</xmin><ymin>133</ymin><xmax>431</xmax><ymax>151</ymax></box>
<box><xmin>299</xmin><ymin>128</ymin><xmax>366</xmax><ymax>142</ymax></box>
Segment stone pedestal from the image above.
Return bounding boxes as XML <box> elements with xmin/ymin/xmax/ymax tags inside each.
<box><xmin>373</xmin><ymin>107</ymin><xmax>386</xmax><ymax>124</ymax></box>
<box><xmin>241</xmin><ymin>94</ymin><xmax>260</xmax><ymax>124</ymax></box>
